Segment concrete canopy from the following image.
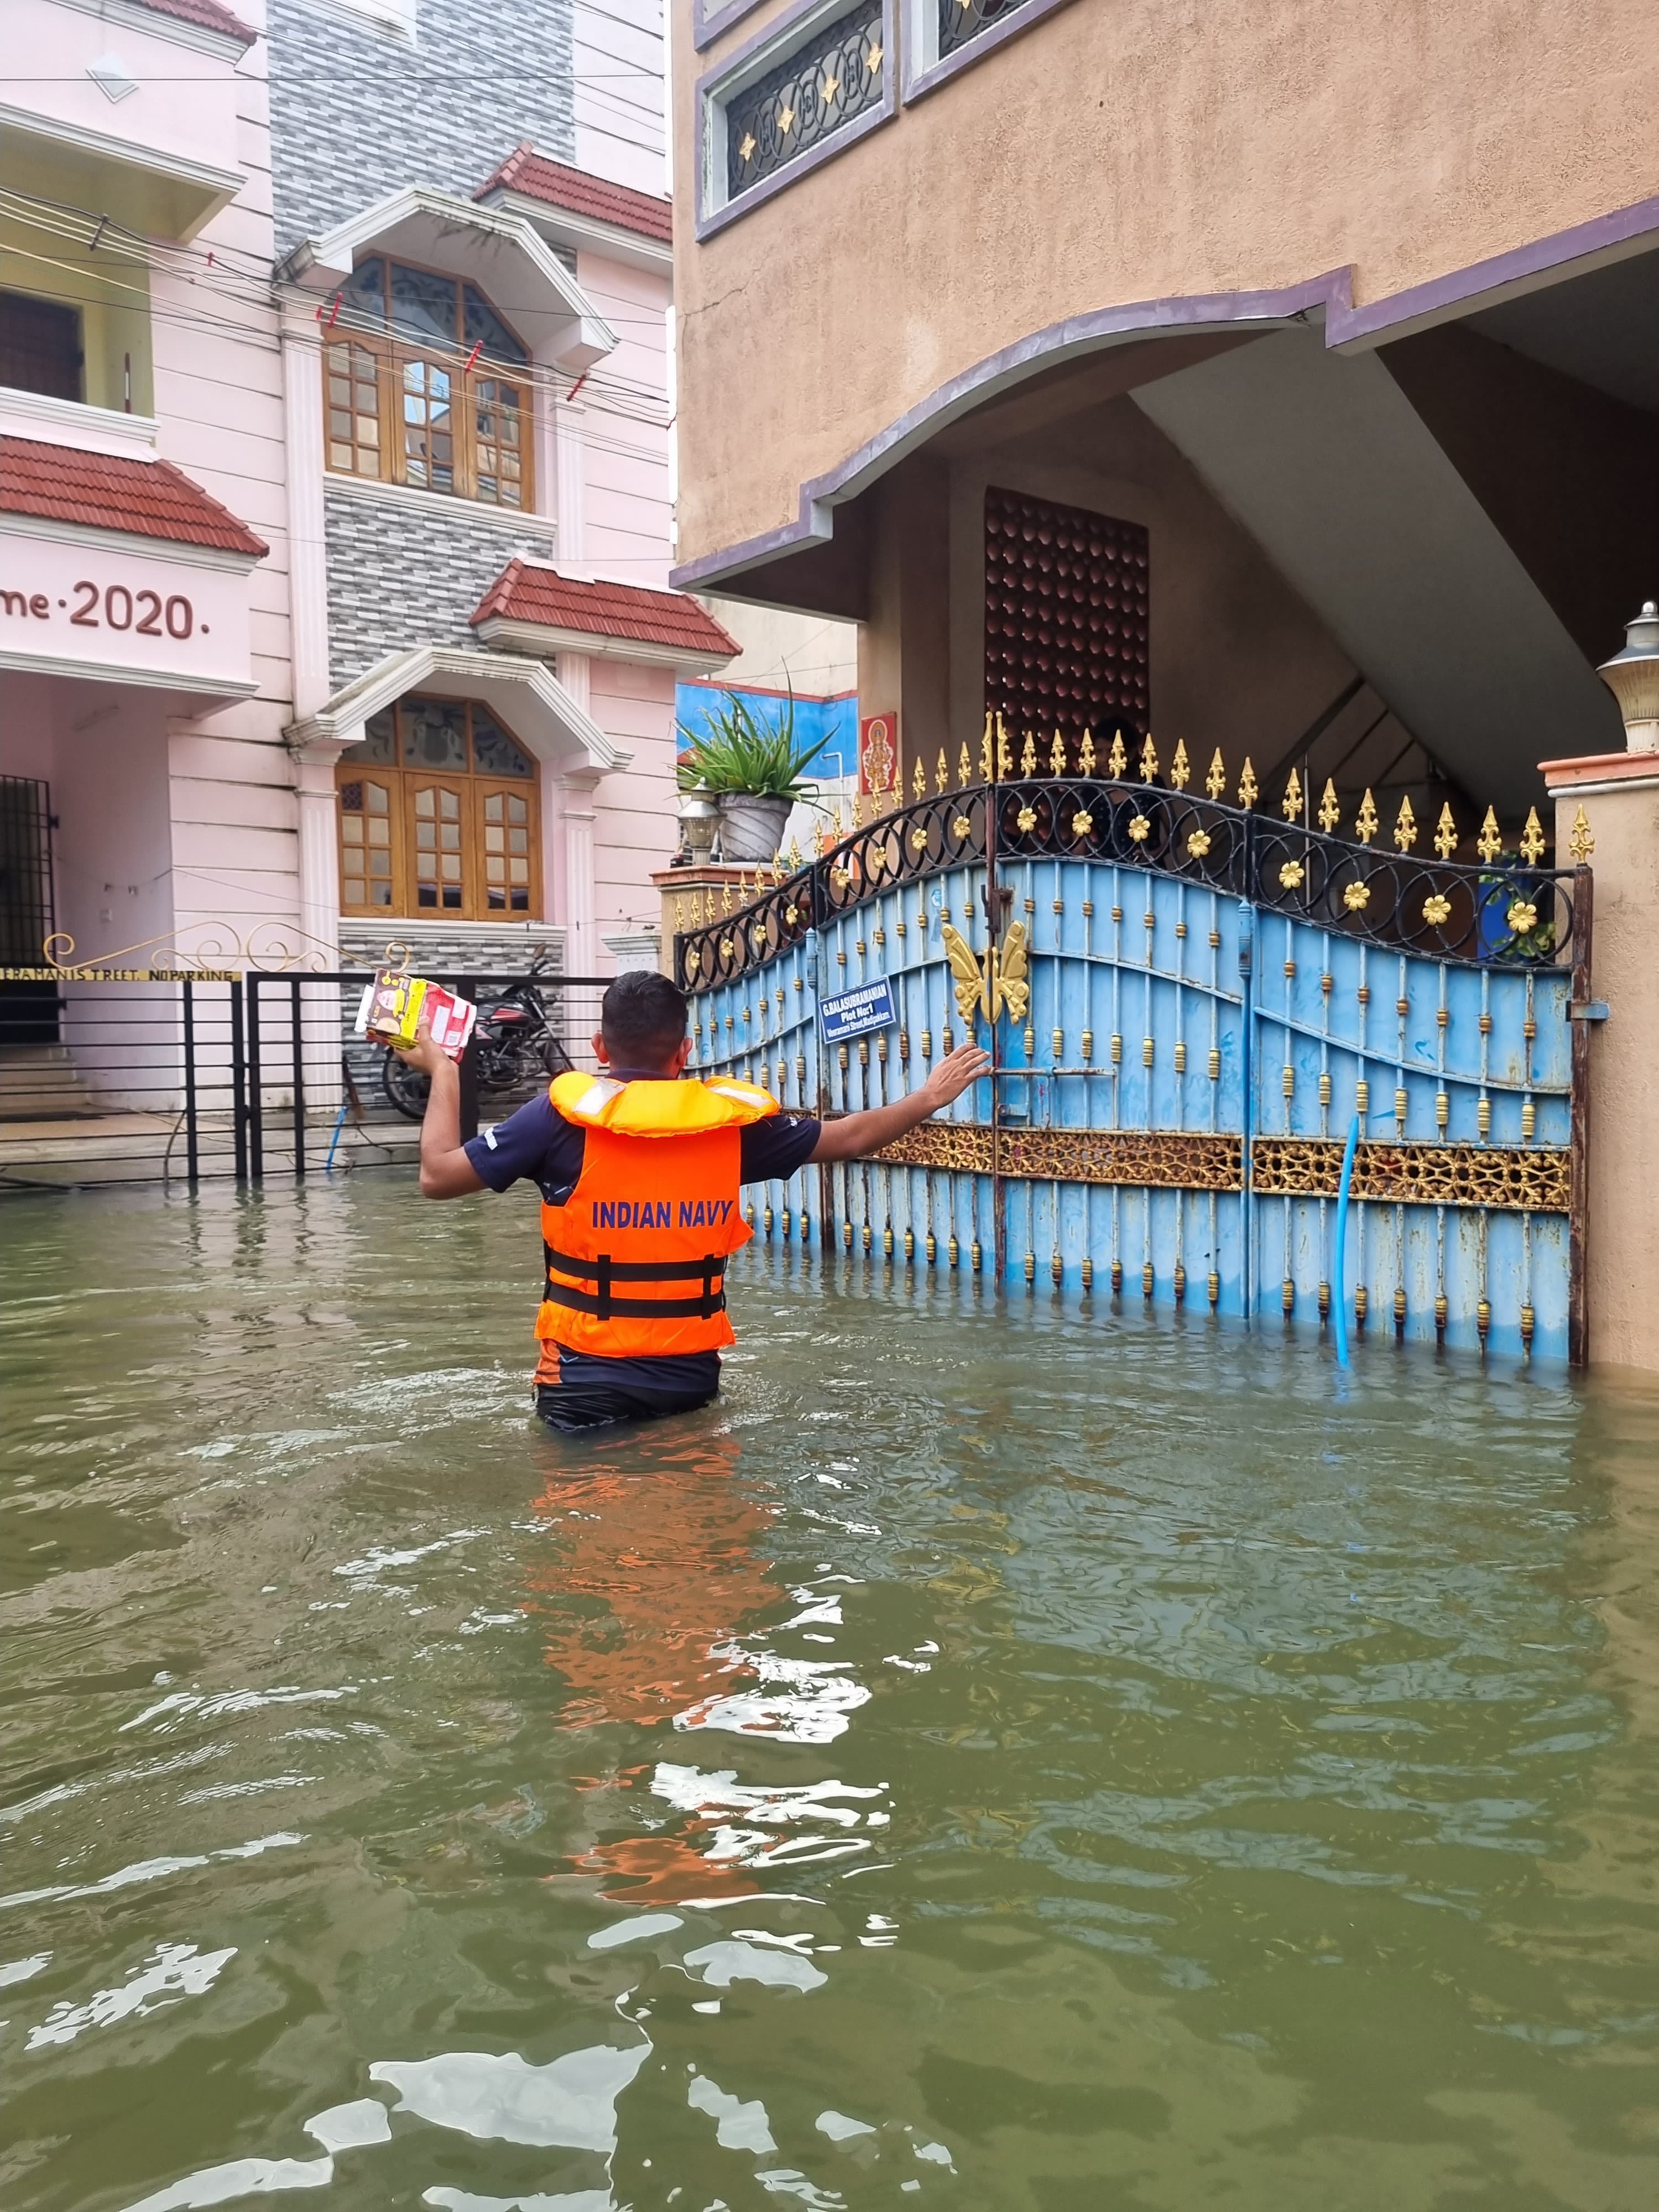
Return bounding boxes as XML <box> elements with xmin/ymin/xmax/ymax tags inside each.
<box><xmin>284</xmin><ymin>644</ymin><xmax>632</xmax><ymax>773</ymax></box>
<box><xmin>278</xmin><ymin>188</ymin><xmax>618</xmax><ymax>372</ymax></box>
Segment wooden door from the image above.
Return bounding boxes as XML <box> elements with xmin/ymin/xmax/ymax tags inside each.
<box><xmin>406</xmin><ymin>780</ymin><xmax>468</xmax><ymax>912</ymax></box>
<box><xmin>477</xmin><ymin>782</ymin><xmax>539</xmax><ymax>915</ymax></box>
<box><xmin>338</xmin><ymin>773</ymin><xmax>400</xmax><ymax>914</ymax></box>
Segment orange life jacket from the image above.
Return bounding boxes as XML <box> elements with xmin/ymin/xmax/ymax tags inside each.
<box><xmin>537</xmin><ymin>1071</ymin><xmax>780</xmax><ymax>1359</ymax></box>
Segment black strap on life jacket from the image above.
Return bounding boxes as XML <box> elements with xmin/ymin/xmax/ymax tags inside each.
<box><xmin>543</xmin><ymin>1242</ymin><xmax>723</xmax><ymax>1323</ymax></box>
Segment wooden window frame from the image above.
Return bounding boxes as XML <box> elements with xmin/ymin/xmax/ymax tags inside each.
<box><xmin>335</xmin><ymin>696</ymin><xmax>542</xmax><ymax>922</ymax></box>
<box><xmin>322</xmin><ymin>255</ymin><xmax>534</xmax><ymax>512</ymax></box>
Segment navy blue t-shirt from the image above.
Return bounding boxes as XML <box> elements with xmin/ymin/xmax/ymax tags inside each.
<box><xmin>463</xmin><ymin>1075</ymin><xmax>821</xmax><ymax>1404</ymax></box>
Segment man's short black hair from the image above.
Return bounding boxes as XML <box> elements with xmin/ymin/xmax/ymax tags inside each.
<box><xmin>601</xmin><ymin>969</ymin><xmax>689</xmax><ymax>1070</ymax></box>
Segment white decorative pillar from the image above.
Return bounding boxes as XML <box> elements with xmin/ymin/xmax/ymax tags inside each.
<box><xmin>559</xmin><ymin>650</ymin><xmax>591</xmax><ymax>716</ymax></box>
<box><xmin>280</xmin><ymin>305</ymin><xmax>331</xmax><ymax>718</ymax></box>
<box><xmin>556</xmin><ymin>767</ymin><xmax>600</xmax><ymax>976</ymax></box>
<box><xmin>555</xmin><ymin>398</ymin><xmax>587</xmax><ymax>566</ymax></box>
<box><xmin>290</xmin><ymin>730</ymin><xmax>351</xmax><ymax>1115</ymax></box>
<box><xmin>292</xmin><ymin>738</ymin><xmax>346</xmax><ymax>966</ymax></box>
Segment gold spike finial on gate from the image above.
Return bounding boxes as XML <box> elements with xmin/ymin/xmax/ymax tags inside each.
<box><xmin>957</xmin><ymin>740</ymin><xmax>971</xmax><ymax>788</ymax></box>
<box><xmin>1318</xmin><ymin>778</ymin><xmax>1340</xmax><ymax>832</ymax></box>
<box><xmin>675</xmin><ymin>894</ymin><xmax>687</xmax><ymax>932</ymax></box>
<box><xmin>1355</xmin><ymin>789</ymin><xmax>1379</xmax><ymax>844</ymax></box>
<box><xmin>1170</xmin><ymin>739</ymin><xmax>1190</xmax><ymax>790</ymax></box>
<box><xmin>997</xmin><ymin>716</ymin><xmax>1013</xmax><ymax>780</ymax></box>
<box><xmin>1050</xmin><ymin>729</ymin><xmax>1067</xmax><ymax>776</ymax></box>
<box><xmin>1282</xmin><ymin>766</ymin><xmax>1302</xmax><ymax>821</ymax></box>
<box><xmin>1079</xmin><ymin>727</ymin><xmax>1097</xmax><ymax>775</ymax></box>
<box><xmin>1433</xmin><ymin>802</ymin><xmax>1458</xmax><ymax>859</ymax></box>
<box><xmin>1020</xmin><ymin>729</ymin><xmax>1036</xmax><ymax>777</ymax></box>
<box><xmin>979</xmin><ymin>716</ymin><xmax>994</xmax><ymax>781</ymax></box>
<box><xmin>1476</xmin><ymin>806</ymin><xmax>1504</xmax><ymax>863</ymax></box>
<box><xmin>1568</xmin><ymin>804</ymin><xmax>1595</xmax><ymax>863</ymax></box>
<box><xmin>1140</xmin><ymin>731</ymin><xmax>1159</xmax><ymax>782</ymax></box>
<box><xmin>721</xmin><ymin>877</ymin><xmax>734</xmax><ymax>914</ymax></box>
<box><xmin>1204</xmin><ymin>748</ymin><xmax>1227</xmax><ymax>800</ymax></box>
<box><xmin>1519</xmin><ymin>806</ymin><xmax>1547</xmax><ymax>864</ymax></box>
<box><xmin>935</xmin><ymin>748</ymin><xmax>948</xmax><ymax>794</ymax></box>
<box><xmin>913</xmin><ymin>755</ymin><xmax>926</xmax><ymax>799</ymax></box>
<box><xmin>1108</xmin><ymin>728</ymin><xmax>1128</xmax><ymax>778</ymax></box>
<box><xmin>1394</xmin><ymin>795</ymin><xmax>1417</xmax><ymax>852</ymax></box>
<box><xmin>787</xmin><ymin>837</ymin><xmax>803</xmax><ymax>872</ymax></box>
<box><xmin>1238</xmin><ymin>757</ymin><xmax>1258</xmax><ymax>808</ymax></box>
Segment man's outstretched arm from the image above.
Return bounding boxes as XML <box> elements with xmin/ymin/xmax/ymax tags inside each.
<box><xmin>396</xmin><ymin>1028</ymin><xmax>485</xmax><ymax>1198</ymax></box>
<box><xmin>808</xmin><ymin>1041</ymin><xmax>990</xmax><ymax>1164</ymax></box>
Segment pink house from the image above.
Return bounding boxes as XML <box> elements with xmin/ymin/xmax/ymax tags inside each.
<box><xmin>2</xmin><ymin>0</ymin><xmax>732</xmax><ymax>1115</ymax></box>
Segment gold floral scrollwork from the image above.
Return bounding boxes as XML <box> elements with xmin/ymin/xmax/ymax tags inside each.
<box><xmin>1506</xmin><ymin>900</ymin><xmax>1538</xmax><ymax>934</ymax></box>
<box><xmin>1016</xmin><ymin>806</ymin><xmax>1037</xmax><ymax>832</ymax></box>
<box><xmin>1250</xmin><ymin>1137</ymin><xmax>1569</xmax><ymax>1213</ymax></box>
<box><xmin>1279</xmin><ymin>860</ymin><xmax>1305</xmax><ymax>889</ymax></box>
<box><xmin>911</xmin><ymin>826</ymin><xmax>929</xmax><ymax>852</ymax></box>
<box><xmin>1422</xmin><ymin>894</ymin><xmax>1452</xmax><ymax>926</ymax></box>
<box><xmin>1127</xmin><ymin>815</ymin><xmax>1149</xmax><ymax>842</ymax></box>
<box><xmin>1187</xmin><ymin>829</ymin><xmax>1212</xmax><ymax>858</ymax></box>
<box><xmin>1074</xmin><ymin>811</ymin><xmax>1097</xmax><ymax>837</ymax></box>
<box><xmin>952</xmin><ymin>814</ymin><xmax>973</xmax><ymax>839</ymax></box>
<box><xmin>1568</xmin><ymin>805</ymin><xmax>1595</xmax><ymax>863</ymax></box>
<box><xmin>1343</xmin><ymin>881</ymin><xmax>1370</xmax><ymax>912</ymax></box>
<box><xmin>864</xmin><ymin>1121</ymin><xmax>1243</xmax><ymax>1192</ymax></box>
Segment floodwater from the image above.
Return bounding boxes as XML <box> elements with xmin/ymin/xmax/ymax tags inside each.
<box><xmin>4</xmin><ymin>1182</ymin><xmax>1659</xmax><ymax>2212</ymax></box>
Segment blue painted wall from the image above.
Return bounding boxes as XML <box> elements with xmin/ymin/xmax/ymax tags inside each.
<box><xmin>676</xmin><ymin>681</ymin><xmax>858</xmax><ymax>781</ymax></box>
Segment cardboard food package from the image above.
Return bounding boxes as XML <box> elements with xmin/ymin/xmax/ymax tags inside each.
<box><xmin>355</xmin><ymin>970</ymin><xmax>477</xmax><ymax>1060</ymax></box>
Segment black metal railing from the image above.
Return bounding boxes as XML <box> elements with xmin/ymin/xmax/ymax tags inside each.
<box><xmin>674</xmin><ymin>777</ymin><xmax>1580</xmax><ymax>992</ymax></box>
<box><xmin>0</xmin><ymin>967</ymin><xmax>614</xmax><ymax>1195</ymax></box>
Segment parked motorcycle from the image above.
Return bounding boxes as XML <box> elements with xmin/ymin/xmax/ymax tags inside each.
<box><xmin>382</xmin><ymin>950</ymin><xmax>572</xmax><ymax>1120</ymax></box>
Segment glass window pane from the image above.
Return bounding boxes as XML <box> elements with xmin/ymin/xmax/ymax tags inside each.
<box><xmin>463</xmin><ymin>285</ymin><xmax>528</xmax><ymax>365</ymax></box>
<box><xmin>390</xmin><ymin>262</ymin><xmax>460</xmax><ymax>346</ymax></box>
<box><xmin>340</xmin><ymin>781</ymin><xmax>363</xmax><ymax>813</ymax></box>
<box><xmin>341</xmin><ymin>712</ymin><xmax>395</xmax><ymax>765</ymax></box>
<box><xmin>402</xmin><ymin>700</ymin><xmax>467</xmax><ymax>770</ymax></box>
<box><xmin>472</xmin><ymin>380</ymin><xmax>525</xmax><ymax>510</ymax></box>
<box><xmin>401</xmin><ymin>358</ymin><xmax>453</xmax><ymax>493</ymax></box>
<box><xmin>472</xmin><ymin>712</ymin><xmax>534</xmax><ymax>777</ymax></box>
<box><xmin>340</xmin><ymin>258</ymin><xmax>386</xmax><ymax>326</ymax></box>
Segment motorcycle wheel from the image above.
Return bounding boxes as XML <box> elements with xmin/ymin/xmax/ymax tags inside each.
<box><xmin>382</xmin><ymin>1050</ymin><xmax>431</xmax><ymax>1121</ymax></box>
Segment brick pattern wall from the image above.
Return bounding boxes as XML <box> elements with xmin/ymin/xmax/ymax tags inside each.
<box><xmin>268</xmin><ymin>0</ymin><xmax>577</xmax><ymax>257</ymax></box>
<box><xmin>324</xmin><ymin>484</ymin><xmax>556</xmax><ymax>685</ymax></box>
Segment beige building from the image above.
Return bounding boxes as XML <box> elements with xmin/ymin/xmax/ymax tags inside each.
<box><xmin>671</xmin><ymin>0</ymin><xmax>1659</xmax><ymax>826</ymax></box>
<box><xmin>669</xmin><ymin>0</ymin><xmax>1659</xmax><ymax>1373</ymax></box>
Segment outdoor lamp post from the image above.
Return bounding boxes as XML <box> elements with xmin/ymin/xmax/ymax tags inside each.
<box><xmin>1597</xmin><ymin>600</ymin><xmax>1659</xmax><ymax>753</ymax></box>
<box><xmin>677</xmin><ymin>784</ymin><xmax>721</xmax><ymax>864</ymax></box>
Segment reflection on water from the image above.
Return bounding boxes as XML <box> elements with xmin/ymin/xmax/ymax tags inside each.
<box><xmin>4</xmin><ymin>1178</ymin><xmax>1659</xmax><ymax>2211</ymax></box>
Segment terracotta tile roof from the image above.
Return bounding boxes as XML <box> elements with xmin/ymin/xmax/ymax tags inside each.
<box><xmin>0</xmin><ymin>439</ymin><xmax>269</xmax><ymax>557</ymax></box>
<box><xmin>476</xmin><ymin>145</ymin><xmax>674</xmax><ymax>246</ymax></box>
<box><xmin>131</xmin><ymin>0</ymin><xmax>259</xmax><ymax>44</ymax></box>
<box><xmin>472</xmin><ymin>560</ymin><xmax>739</xmax><ymax>657</ymax></box>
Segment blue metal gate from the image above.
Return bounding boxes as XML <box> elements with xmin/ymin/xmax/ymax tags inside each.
<box><xmin>674</xmin><ymin>750</ymin><xmax>1588</xmax><ymax>1363</ymax></box>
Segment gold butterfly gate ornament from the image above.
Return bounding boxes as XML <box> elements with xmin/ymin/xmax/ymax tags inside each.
<box><xmin>939</xmin><ymin>921</ymin><xmax>1030</xmax><ymax>1028</ymax></box>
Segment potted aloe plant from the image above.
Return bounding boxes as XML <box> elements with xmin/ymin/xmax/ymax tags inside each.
<box><xmin>676</xmin><ymin>687</ymin><xmax>831</xmax><ymax>863</ymax></box>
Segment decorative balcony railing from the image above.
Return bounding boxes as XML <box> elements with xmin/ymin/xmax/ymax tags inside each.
<box><xmin>938</xmin><ymin>0</ymin><xmax>1039</xmax><ymax>65</ymax></box>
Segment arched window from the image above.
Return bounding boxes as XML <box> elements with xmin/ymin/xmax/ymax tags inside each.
<box><xmin>323</xmin><ymin>259</ymin><xmax>532</xmax><ymax>510</ymax></box>
<box><xmin>336</xmin><ymin>695</ymin><xmax>541</xmax><ymax>920</ymax></box>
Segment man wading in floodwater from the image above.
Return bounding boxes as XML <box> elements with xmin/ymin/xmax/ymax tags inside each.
<box><xmin>399</xmin><ymin>970</ymin><xmax>989</xmax><ymax>1432</ymax></box>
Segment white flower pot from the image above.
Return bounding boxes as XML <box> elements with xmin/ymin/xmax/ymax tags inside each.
<box><xmin>718</xmin><ymin>793</ymin><xmax>792</xmax><ymax>863</ymax></box>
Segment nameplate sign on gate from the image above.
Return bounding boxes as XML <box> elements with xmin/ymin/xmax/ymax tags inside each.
<box><xmin>820</xmin><ymin>977</ymin><xmax>896</xmax><ymax>1043</ymax></box>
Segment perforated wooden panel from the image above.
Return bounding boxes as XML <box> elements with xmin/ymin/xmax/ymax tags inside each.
<box><xmin>983</xmin><ymin>484</ymin><xmax>1149</xmax><ymax>741</ymax></box>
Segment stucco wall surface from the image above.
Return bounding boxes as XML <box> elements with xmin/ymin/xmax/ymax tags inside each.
<box><xmin>674</xmin><ymin>0</ymin><xmax>1659</xmax><ymax>568</ymax></box>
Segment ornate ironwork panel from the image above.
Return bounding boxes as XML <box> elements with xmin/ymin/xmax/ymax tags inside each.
<box><xmin>681</xmin><ymin>769</ymin><xmax>1585</xmax><ymax>1361</ymax></box>
<box><xmin>940</xmin><ymin>0</ymin><xmax>1038</xmax><ymax>61</ymax></box>
<box><xmin>725</xmin><ymin>0</ymin><xmax>885</xmax><ymax>200</ymax></box>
